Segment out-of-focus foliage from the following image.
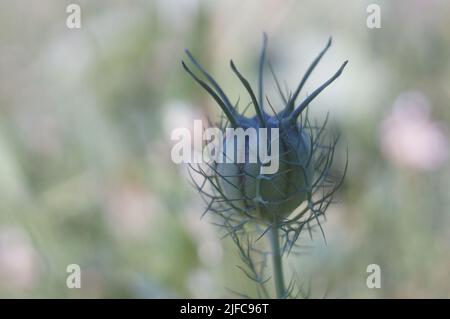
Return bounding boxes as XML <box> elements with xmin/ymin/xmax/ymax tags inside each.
<box><xmin>0</xmin><ymin>0</ymin><xmax>449</xmax><ymax>298</ymax></box>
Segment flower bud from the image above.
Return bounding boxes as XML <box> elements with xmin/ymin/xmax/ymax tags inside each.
<box><xmin>183</xmin><ymin>35</ymin><xmax>347</xmax><ymax>224</ymax></box>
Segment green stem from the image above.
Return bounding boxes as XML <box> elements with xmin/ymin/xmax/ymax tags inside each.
<box><xmin>269</xmin><ymin>222</ymin><xmax>285</xmax><ymax>298</ymax></box>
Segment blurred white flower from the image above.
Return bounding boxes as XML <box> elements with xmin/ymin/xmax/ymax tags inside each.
<box><xmin>186</xmin><ymin>268</ymin><xmax>217</xmax><ymax>298</ymax></box>
<box><xmin>162</xmin><ymin>99</ymin><xmax>206</xmax><ymax>160</ymax></box>
<box><xmin>0</xmin><ymin>226</ymin><xmax>41</xmax><ymax>291</ymax></box>
<box><xmin>162</xmin><ymin>100</ymin><xmax>203</xmax><ymax>137</ymax></box>
<box><xmin>380</xmin><ymin>91</ymin><xmax>449</xmax><ymax>171</ymax></box>
<box><xmin>155</xmin><ymin>0</ymin><xmax>199</xmax><ymax>31</ymax></box>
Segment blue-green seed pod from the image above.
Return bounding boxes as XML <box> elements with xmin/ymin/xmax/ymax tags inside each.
<box><xmin>216</xmin><ymin>119</ymin><xmax>314</xmax><ymax>221</ymax></box>
<box><xmin>182</xmin><ymin>35</ymin><xmax>347</xmax><ymax>224</ymax></box>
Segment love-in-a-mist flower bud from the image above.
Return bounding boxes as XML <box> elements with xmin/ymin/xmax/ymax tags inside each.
<box><xmin>215</xmin><ymin>117</ymin><xmax>315</xmax><ymax>221</ymax></box>
<box><xmin>183</xmin><ymin>34</ymin><xmax>347</xmax><ymax>225</ymax></box>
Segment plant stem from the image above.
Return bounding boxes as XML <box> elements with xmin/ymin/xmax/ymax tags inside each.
<box><xmin>269</xmin><ymin>222</ymin><xmax>285</xmax><ymax>298</ymax></box>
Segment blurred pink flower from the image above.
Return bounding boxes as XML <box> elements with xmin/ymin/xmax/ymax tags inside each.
<box><xmin>103</xmin><ymin>183</ymin><xmax>163</xmax><ymax>239</ymax></box>
<box><xmin>380</xmin><ymin>91</ymin><xmax>449</xmax><ymax>171</ymax></box>
<box><xmin>0</xmin><ymin>226</ymin><xmax>41</xmax><ymax>291</ymax></box>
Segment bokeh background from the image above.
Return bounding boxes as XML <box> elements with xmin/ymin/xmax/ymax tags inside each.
<box><xmin>0</xmin><ymin>0</ymin><xmax>449</xmax><ymax>298</ymax></box>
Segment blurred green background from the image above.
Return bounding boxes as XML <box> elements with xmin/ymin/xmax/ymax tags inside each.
<box><xmin>0</xmin><ymin>0</ymin><xmax>449</xmax><ymax>298</ymax></box>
